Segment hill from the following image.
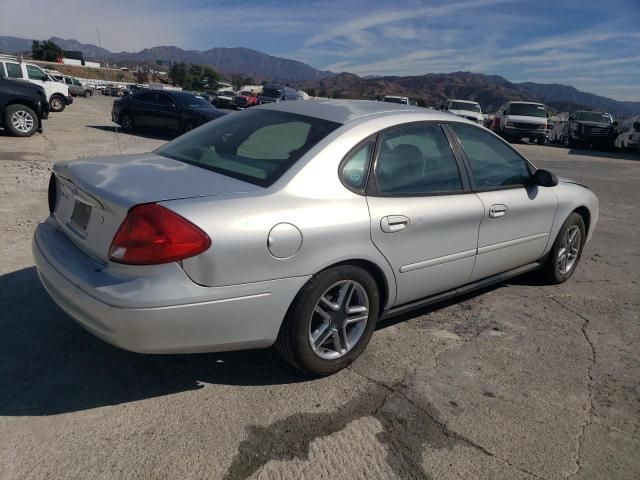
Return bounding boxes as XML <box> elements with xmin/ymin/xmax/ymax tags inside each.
<box><xmin>1</xmin><ymin>35</ymin><xmax>637</xmax><ymax>116</ymax></box>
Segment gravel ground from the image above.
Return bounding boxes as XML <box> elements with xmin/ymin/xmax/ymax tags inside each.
<box><xmin>1</xmin><ymin>96</ymin><xmax>639</xmax><ymax>480</ymax></box>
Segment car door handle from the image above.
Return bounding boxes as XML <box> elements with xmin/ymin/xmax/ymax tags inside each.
<box><xmin>381</xmin><ymin>215</ymin><xmax>410</xmax><ymax>233</ymax></box>
<box><xmin>489</xmin><ymin>204</ymin><xmax>508</xmax><ymax>218</ymax></box>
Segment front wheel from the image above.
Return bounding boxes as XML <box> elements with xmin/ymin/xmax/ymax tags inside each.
<box><xmin>4</xmin><ymin>104</ymin><xmax>39</xmax><ymax>137</ymax></box>
<box><xmin>275</xmin><ymin>265</ymin><xmax>380</xmax><ymax>376</ymax></box>
<box><xmin>49</xmin><ymin>95</ymin><xmax>65</xmax><ymax>112</ymax></box>
<box><xmin>120</xmin><ymin>113</ymin><xmax>135</xmax><ymax>132</ymax></box>
<box><xmin>539</xmin><ymin>213</ymin><xmax>586</xmax><ymax>284</ymax></box>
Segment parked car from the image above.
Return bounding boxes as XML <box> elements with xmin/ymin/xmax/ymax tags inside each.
<box><xmin>614</xmin><ymin>116</ymin><xmax>640</xmax><ymax>151</ymax></box>
<box><xmin>53</xmin><ymin>75</ymin><xmax>93</xmax><ymax>97</ymax></box>
<box><xmin>112</xmin><ymin>90</ymin><xmax>227</xmax><ymax>134</ymax></box>
<box><xmin>0</xmin><ymin>57</ymin><xmax>72</xmax><ymax>112</ymax></box>
<box><xmin>548</xmin><ymin>119</ymin><xmax>567</xmax><ymax>143</ymax></box>
<box><xmin>109</xmin><ymin>86</ymin><xmax>122</xmax><ymax>97</ymax></box>
<box><xmin>0</xmin><ymin>75</ymin><xmax>48</xmax><ymax>136</ymax></box>
<box><xmin>233</xmin><ymin>90</ymin><xmax>258</xmax><ymax>109</ymax></box>
<box><xmin>212</xmin><ymin>90</ymin><xmax>235</xmax><ymax>109</ymax></box>
<box><xmin>258</xmin><ymin>84</ymin><xmax>301</xmax><ymax>104</ymax></box>
<box><xmin>35</xmin><ymin>100</ymin><xmax>598</xmax><ymax>376</ymax></box>
<box><xmin>382</xmin><ymin>95</ymin><xmax>409</xmax><ymax>105</ymax></box>
<box><xmin>443</xmin><ymin>99</ymin><xmax>483</xmax><ymax>124</ymax></box>
<box><xmin>561</xmin><ymin>111</ymin><xmax>616</xmax><ymax>149</ymax></box>
<box><xmin>492</xmin><ymin>101</ymin><xmax>548</xmax><ymax>144</ymax></box>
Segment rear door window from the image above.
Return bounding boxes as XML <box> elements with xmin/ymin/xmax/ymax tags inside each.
<box><xmin>373</xmin><ymin>124</ymin><xmax>463</xmax><ymax>195</ymax></box>
<box><xmin>5</xmin><ymin>63</ymin><xmax>23</xmax><ymax>78</ymax></box>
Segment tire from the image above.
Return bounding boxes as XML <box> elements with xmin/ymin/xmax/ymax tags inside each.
<box><xmin>49</xmin><ymin>95</ymin><xmax>65</xmax><ymax>112</ymax></box>
<box><xmin>120</xmin><ymin>113</ymin><xmax>135</xmax><ymax>132</ymax></box>
<box><xmin>83</xmin><ymin>91</ymin><xmax>89</xmax><ymax>98</ymax></box>
<box><xmin>539</xmin><ymin>212</ymin><xmax>586</xmax><ymax>284</ymax></box>
<box><xmin>4</xmin><ymin>104</ymin><xmax>39</xmax><ymax>137</ymax></box>
<box><xmin>275</xmin><ymin>265</ymin><xmax>380</xmax><ymax>376</ymax></box>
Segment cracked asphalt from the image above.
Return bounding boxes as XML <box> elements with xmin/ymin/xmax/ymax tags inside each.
<box><xmin>1</xmin><ymin>96</ymin><xmax>639</xmax><ymax>479</ymax></box>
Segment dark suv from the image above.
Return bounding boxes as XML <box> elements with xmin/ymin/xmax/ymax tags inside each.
<box><xmin>0</xmin><ymin>75</ymin><xmax>49</xmax><ymax>136</ymax></box>
<box><xmin>112</xmin><ymin>89</ymin><xmax>227</xmax><ymax>134</ymax></box>
<box><xmin>563</xmin><ymin>111</ymin><xmax>616</xmax><ymax>149</ymax></box>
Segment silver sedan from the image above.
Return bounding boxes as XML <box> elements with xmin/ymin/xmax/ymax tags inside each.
<box><xmin>33</xmin><ymin>100</ymin><xmax>598</xmax><ymax>375</ymax></box>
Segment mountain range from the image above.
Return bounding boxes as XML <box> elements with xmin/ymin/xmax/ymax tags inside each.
<box><xmin>1</xmin><ymin>35</ymin><xmax>638</xmax><ymax>116</ymax></box>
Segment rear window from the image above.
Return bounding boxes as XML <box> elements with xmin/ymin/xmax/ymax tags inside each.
<box><xmin>450</xmin><ymin>101</ymin><xmax>481</xmax><ymax>112</ymax></box>
<box><xmin>156</xmin><ymin>110</ymin><xmax>341</xmax><ymax>187</ymax></box>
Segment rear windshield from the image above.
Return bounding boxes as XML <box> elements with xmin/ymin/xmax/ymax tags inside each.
<box><xmin>156</xmin><ymin>110</ymin><xmax>341</xmax><ymax>187</ymax></box>
<box><xmin>507</xmin><ymin>103</ymin><xmax>546</xmax><ymax>117</ymax></box>
<box><xmin>574</xmin><ymin>111</ymin><xmax>611</xmax><ymax>123</ymax></box>
<box><xmin>450</xmin><ymin>101</ymin><xmax>481</xmax><ymax>112</ymax></box>
<box><xmin>262</xmin><ymin>88</ymin><xmax>282</xmax><ymax>98</ymax></box>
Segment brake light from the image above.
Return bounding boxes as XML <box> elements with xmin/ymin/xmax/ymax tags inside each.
<box><xmin>109</xmin><ymin>204</ymin><xmax>211</xmax><ymax>265</ymax></box>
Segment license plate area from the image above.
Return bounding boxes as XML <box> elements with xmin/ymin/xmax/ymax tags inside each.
<box><xmin>70</xmin><ymin>199</ymin><xmax>92</xmax><ymax>231</ymax></box>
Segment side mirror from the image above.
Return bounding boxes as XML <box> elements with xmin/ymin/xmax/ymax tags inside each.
<box><xmin>533</xmin><ymin>169</ymin><xmax>558</xmax><ymax>187</ymax></box>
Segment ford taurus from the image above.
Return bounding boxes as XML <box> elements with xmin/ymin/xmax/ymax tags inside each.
<box><xmin>33</xmin><ymin>100</ymin><xmax>598</xmax><ymax>375</ymax></box>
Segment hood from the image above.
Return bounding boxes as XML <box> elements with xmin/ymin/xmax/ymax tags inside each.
<box><xmin>9</xmin><ymin>79</ymin><xmax>45</xmax><ymax>94</ymax></box>
<box><xmin>575</xmin><ymin>120</ymin><xmax>612</xmax><ymax>128</ymax></box>
<box><xmin>558</xmin><ymin>176</ymin><xmax>588</xmax><ymax>189</ymax></box>
<box><xmin>54</xmin><ymin>152</ymin><xmax>259</xmax><ymax>209</ymax></box>
<box><xmin>505</xmin><ymin>115</ymin><xmax>546</xmax><ymax>125</ymax></box>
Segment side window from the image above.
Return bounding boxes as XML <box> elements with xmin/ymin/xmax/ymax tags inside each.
<box><xmin>156</xmin><ymin>93</ymin><xmax>174</xmax><ymax>106</ymax></box>
<box><xmin>134</xmin><ymin>92</ymin><xmax>156</xmax><ymax>103</ymax></box>
<box><xmin>374</xmin><ymin>124</ymin><xmax>463</xmax><ymax>195</ymax></box>
<box><xmin>451</xmin><ymin>124</ymin><xmax>531</xmax><ymax>189</ymax></box>
<box><xmin>341</xmin><ymin>140</ymin><xmax>373</xmax><ymax>192</ymax></box>
<box><xmin>65</xmin><ymin>78</ymin><xmax>72</xmax><ymax>84</ymax></box>
<box><xmin>5</xmin><ymin>63</ymin><xmax>23</xmax><ymax>78</ymax></box>
<box><xmin>26</xmin><ymin>65</ymin><xmax>46</xmax><ymax>80</ymax></box>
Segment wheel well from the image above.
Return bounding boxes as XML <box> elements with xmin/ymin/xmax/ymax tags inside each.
<box><xmin>322</xmin><ymin>259</ymin><xmax>390</xmax><ymax>311</ymax></box>
<box><xmin>573</xmin><ymin>206</ymin><xmax>591</xmax><ymax>235</ymax></box>
<box><xmin>50</xmin><ymin>93</ymin><xmax>64</xmax><ymax>99</ymax></box>
<box><xmin>5</xmin><ymin>99</ymin><xmax>37</xmax><ymax>112</ymax></box>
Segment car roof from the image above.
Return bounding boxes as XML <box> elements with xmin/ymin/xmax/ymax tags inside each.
<box><xmin>256</xmin><ymin>99</ymin><xmax>433</xmax><ymax>124</ymax></box>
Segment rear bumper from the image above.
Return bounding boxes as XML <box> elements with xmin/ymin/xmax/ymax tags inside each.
<box><xmin>33</xmin><ymin>219</ymin><xmax>309</xmax><ymax>354</ymax></box>
<box><xmin>65</xmin><ymin>95</ymin><xmax>74</xmax><ymax>105</ymax></box>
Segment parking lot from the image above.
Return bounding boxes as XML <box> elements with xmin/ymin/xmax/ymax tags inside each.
<box><xmin>1</xmin><ymin>95</ymin><xmax>639</xmax><ymax>479</ymax></box>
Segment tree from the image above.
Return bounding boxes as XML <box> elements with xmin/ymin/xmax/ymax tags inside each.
<box><xmin>331</xmin><ymin>89</ymin><xmax>342</xmax><ymax>99</ymax></box>
<box><xmin>169</xmin><ymin>62</ymin><xmax>187</xmax><ymax>86</ymax></box>
<box><xmin>31</xmin><ymin>40</ymin><xmax>63</xmax><ymax>62</ymax></box>
<box><xmin>115</xmin><ymin>71</ymin><xmax>126</xmax><ymax>82</ymax></box>
<box><xmin>230</xmin><ymin>74</ymin><xmax>244</xmax><ymax>91</ymax></box>
<box><xmin>306</xmin><ymin>88</ymin><xmax>316</xmax><ymax>97</ymax></box>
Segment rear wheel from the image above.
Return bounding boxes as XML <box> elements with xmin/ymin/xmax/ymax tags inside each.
<box><xmin>49</xmin><ymin>95</ymin><xmax>65</xmax><ymax>112</ymax></box>
<box><xmin>275</xmin><ymin>265</ymin><xmax>380</xmax><ymax>376</ymax></box>
<box><xmin>121</xmin><ymin>113</ymin><xmax>135</xmax><ymax>132</ymax></box>
<box><xmin>539</xmin><ymin>213</ymin><xmax>586</xmax><ymax>284</ymax></box>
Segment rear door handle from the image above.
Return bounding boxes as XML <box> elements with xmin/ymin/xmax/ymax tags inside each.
<box><xmin>489</xmin><ymin>204</ymin><xmax>508</xmax><ymax>218</ymax></box>
<box><xmin>381</xmin><ymin>215</ymin><xmax>410</xmax><ymax>233</ymax></box>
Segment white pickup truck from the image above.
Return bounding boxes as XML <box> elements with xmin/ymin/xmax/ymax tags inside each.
<box><xmin>0</xmin><ymin>57</ymin><xmax>73</xmax><ymax>112</ymax></box>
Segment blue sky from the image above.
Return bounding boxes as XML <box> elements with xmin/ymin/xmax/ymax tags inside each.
<box><xmin>2</xmin><ymin>0</ymin><xmax>639</xmax><ymax>100</ymax></box>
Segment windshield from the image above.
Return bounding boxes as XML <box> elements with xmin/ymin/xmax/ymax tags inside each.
<box><xmin>156</xmin><ymin>110</ymin><xmax>341</xmax><ymax>187</ymax></box>
<box><xmin>174</xmin><ymin>92</ymin><xmax>215</xmax><ymax>109</ymax></box>
<box><xmin>507</xmin><ymin>103</ymin><xmax>546</xmax><ymax>117</ymax></box>
<box><xmin>383</xmin><ymin>97</ymin><xmax>406</xmax><ymax>104</ymax></box>
<box><xmin>262</xmin><ymin>88</ymin><xmax>282</xmax><ymax>98</ymax></box>
<box><xmin>574</xmin><ymin>111</ymin><xmax>611</xmax><ymax>123</ymax></box>
<box><xmin>449</xmin><ymin>101</ymin><xmax>481</xmax><ymax>113</ymax></box>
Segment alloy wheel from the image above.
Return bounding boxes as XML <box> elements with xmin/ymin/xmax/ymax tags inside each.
<box><xmin>11</xmin><ymin>110</ymin><xmax>34</xmax><ymax>133</ymax></box>
<box><xmin>558</xmin><ymin>225</ymin><xmax>581</xmax><ymax>274</ymax></box>
<box><xmin>309</xmin><ymin>280</ymin><xmax>370</xmax><ymax>360</ymax></box>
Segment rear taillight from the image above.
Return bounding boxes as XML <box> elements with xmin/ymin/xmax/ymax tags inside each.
<box><xmin>48</xmin><ymin>173</ymin><xmax>57</xmax><ymax>213</ymax></box>
<box><xmin>109</xmin><ymin>204</ymin><xmax>211</xmax><ymax>265</ymax></box>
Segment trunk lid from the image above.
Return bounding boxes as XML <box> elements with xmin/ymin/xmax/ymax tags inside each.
<box><xmin>51</xmin><ymin>152</ymin><xmax>259</xmax><ymax>262</ymax></box>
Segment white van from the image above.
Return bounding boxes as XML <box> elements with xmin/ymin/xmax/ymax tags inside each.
<box><xmin>0</xmin><ymin>56</ymin><xmax>72</xmax><ymax>112</ymax></box>
<box><xmin>443</xmin><ymin>99</ymin><xmax>483</xmax><ymax>124</ymax></box>
<box><xmin>382</xmin><ymin>95</ymin><xmax>409</xmax><ymax>105</ymax></box>
<box><xmin>614</xmin><ymin>116</ymin><xmax>640</xmax><ymax>151</ymax></box>
<box><xmin>492</xmin><ymin>101</ymin><xmax>547</xmax><ymax>144</ymax></box>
